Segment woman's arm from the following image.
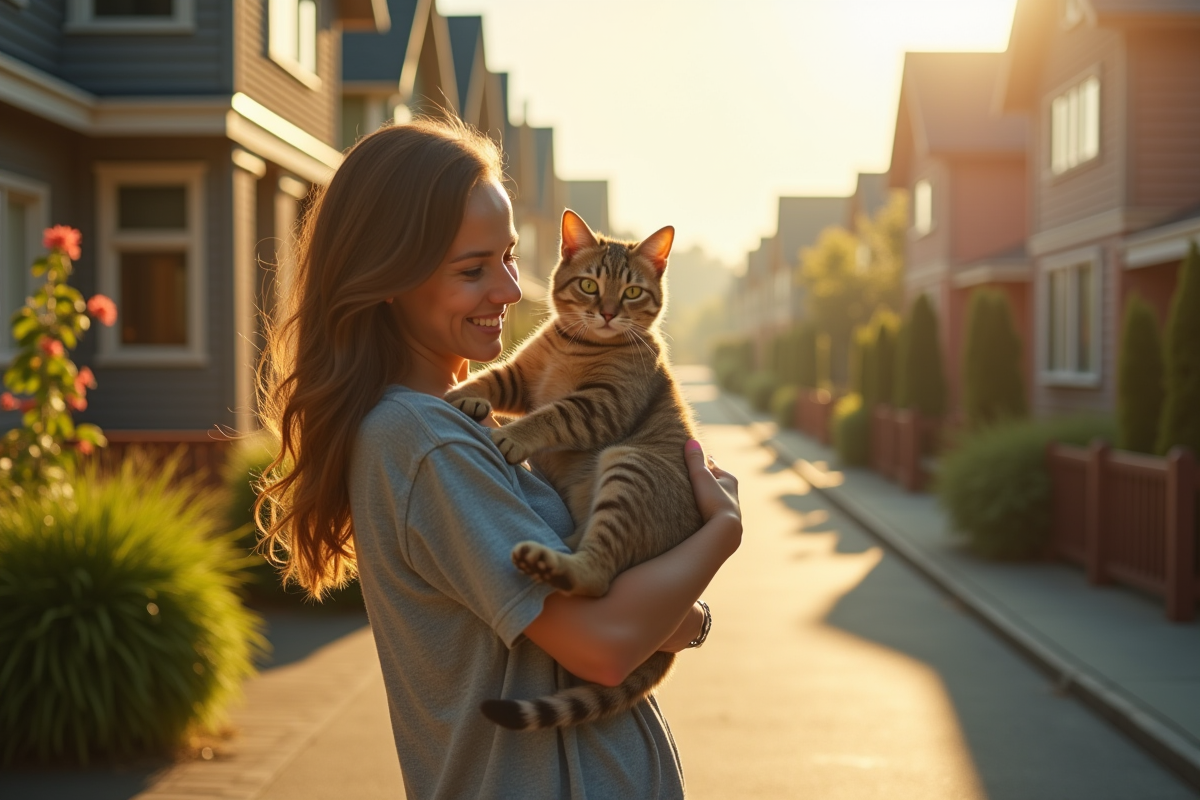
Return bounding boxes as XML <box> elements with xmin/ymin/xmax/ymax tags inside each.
<box><xmin>523</xmin><ymin>440</ymin><xmax>741</xmax><ymax>686</ymax></box>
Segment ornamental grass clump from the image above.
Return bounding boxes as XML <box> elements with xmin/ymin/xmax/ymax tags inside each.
<box><xmin>833</xmin><ymin>393</ymin><xmax>871</xmax><ymax>466</ymax></box>
<box><xmin>0</xmin><ymin>455</ymin><xmax>266</xmax><ymax>765</ymax></box>
<box><xmin>935</xmin><ymin>416</ymin><xmax>1114</xmax><ymax>559</ymax></box>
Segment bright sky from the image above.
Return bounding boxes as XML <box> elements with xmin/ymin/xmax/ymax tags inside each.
<box><xmin>438</xmin><ymin>0</ymin><xmax>1020</xmax><ymax>266</ymax></box>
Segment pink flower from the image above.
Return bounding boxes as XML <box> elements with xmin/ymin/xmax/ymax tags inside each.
<box><xmin>75</xmin><ymin>367</ymin><xmax>96</xmax><ymax>394</ymax></box>
<box><xmin>43</xmin><ymin>226</ymin><xmax>82</xmax><ymax>261</ymax></box>
<box><xmin>68</xmin><ymin>396</ymin><xmax>87</xmax><ymax>412</ymax></box>
<box><xmin>87</xmin><ymin>294</ymin><xmax>118</xmax><ymax>327</ymax></box>
<box><xmin>19</xmin><ymin>399</ymin><xmax>37</xmax><ymax>413</ymax></box>
<box><xmin>77</xmin><ymin>440</ymin><xmax>94</xmax><ymax>456</ymax></box>
<box><xmin>0</xmin><ymin>393</ymin><xmax>17</xmax><ymax>412</ymax></box>
<box><xmin>38</xmin><ymin>338</ymin><xmax>64</xmax><ymax>358</ymax></box>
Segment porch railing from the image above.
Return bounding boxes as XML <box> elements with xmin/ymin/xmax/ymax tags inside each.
<box><xmin>97</xmin><ymin>430</ymin><xmax>235</xmax><ymax>487</ymax></box>
<box><xmin>1048</xmin><ymin>441</ymin><xmax>1198</xmax><ymax>622</ymax></box>
<box><xmin>794</xmin><ymin>389</ymin><xmax>834</xmax><ymax>445</ymax></box>
<box><xmin>870</xmin><ymin>405</ymin><xmax>938</xmax><ymax>492</ymax></box>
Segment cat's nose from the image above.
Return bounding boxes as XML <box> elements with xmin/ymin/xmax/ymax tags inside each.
<box><xmin>601</xmin><ymin>312</ymin><xmax>614</xmax><ymax>322</ymax></box>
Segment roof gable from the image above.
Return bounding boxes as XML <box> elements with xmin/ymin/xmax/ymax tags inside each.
<box><xmin>446</xmin><ymin>16</ymin><xmax>483</xmax><ymax>119</ymax></box>
<box><xmin>343</xmin><ymin>0</ymin><xmax>423</xmax><ymax>84</ymax></box>
<box><xmin>776</xmin><ymin>197</ymin><xmax>850</xmax><ymax>268</ymax></box>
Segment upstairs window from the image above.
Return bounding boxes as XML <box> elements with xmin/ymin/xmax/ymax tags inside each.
<box><xmin>913</xmin><ymin>179</ymin><xmax>933</xmax><ymax>236</ymax></box>
<box><xmin>1051</xmin><ymin>75</ymin><xmax>1100</xmax><ymax>175</ymax></box>
<box><xmin>65</xmin><ymin>0</ymin><xmax>194</xmax><ymax>33</ymax></box>
<box><xmin>270</xmin><ymin>0</ymin><xmax>319</xmax><ymax>84</ymax></box>
<box><xmin>95</xmin><ymin>163</ymin><xmax>207</xmax><ymax>367</ymax></box>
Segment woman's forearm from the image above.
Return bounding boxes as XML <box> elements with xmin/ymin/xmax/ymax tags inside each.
<box><xmin>523</xmin><ymin>510</ymin><xmax>741</xmax><ymax>686</ymax></box>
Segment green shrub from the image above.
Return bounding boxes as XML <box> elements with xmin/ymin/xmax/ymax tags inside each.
<box><xmin>771</xmin><ymin>385</ymin><xmax>800</xmax><ymax>429</ymax></box>
<box><xmin>0</xmin><ymin>455</ymin><xmax>265</xmax><ymax>764</ymax></box>
<box><xmin>1117</xmin><ymin>295</ymin><xmax>1165</xmax><ymax>453</ymax></box>
<box><xmin>833</xmin><ymin>393</ymin><xmax>871</xmax><ymax>466</ymax></box>
<box><xmin>854</xmin><ymin>326</ymin><xmax>877</xmax><ymax>404</ymax></box>
<box><xmin>223</xmin><ymin>435</ymin><xmax>364</xmax><ymax>610</ymax></box>
<box><xmin>797</xmin><ymin>325</ymin><xmax>818</xmax><ymax>389</ymax></box>
<box><xmin>896</xmin><ymin>294</ymin><xmax>948</xmax><ymax>418</ymax></box>
<box><xmin>711</xmin><ymin>337</ymin><xmax>755</xmax><ymax>394</ymax></box>
<box><xmin>745</xmin><ymin>370</ymin><xmax>780</xmax><ymax>412</ymax></box>
<box><xmin>1157</xmin><ymin>241</ymin><xmax>1200</xmax><ymax>455</ymax></box>
<box><xmin>936</xmin><ymin>416</ymin><xmax>1114</xmax><ymax>559</ymax></box>
<box><xmin>870</xmin><ymin>311</ymin><xmax>900</xmax><ymax>407</ymax></box>
<box><xmin>963</xmin><ymin>289</ymin><xmax>1026</xmax><ymax>429</ymax></box>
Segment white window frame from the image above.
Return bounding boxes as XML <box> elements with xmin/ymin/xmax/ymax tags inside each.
<box><xmin>64</xmin><ymin>0</ymin><xmax>196</xmax><ymax>35</ymax></box>
<box><xmin>913</xmin><ymin>178</ymin><xmax>933</xmax><ymax>237</ymax></box>
<box><xmin>268</xmin><ymin>0</ymin><xmax>322</xmax><ymax>90</ymax></box>
<box><xmin>0</xmin><ymin>171</ymin><xmax>49</xmax><ymax>366</ymax></box>
<box><xmin>1038</xmin><ymin>246</ymin><xmax>1102</xmax><ymax>388</ymax></box>
<box><xmin>1049</xmin><ymin>70</ymin><xmax>1101</xmax><ymax>177</ymax></box>
<box><xmin>94</xmin><ymin>162</ymin><xmax>208</xmax><ymax>368</ymax></box>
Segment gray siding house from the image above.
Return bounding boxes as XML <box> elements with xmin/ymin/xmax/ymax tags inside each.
<box><xmin>0</xmin><ymin>0</ymin><xmax>387</xmax><ymax>436</ymax></box>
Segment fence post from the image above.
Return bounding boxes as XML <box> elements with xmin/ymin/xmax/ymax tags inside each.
<box><xmin>1085</xmin><ymin>439</ymin><xmax>1109</xmax><ymax>585</ymax></box>
<box><xmin>1165</xmin><ymin>447</ymin><xmax>1196</xmax><ymax>622</ymax></box>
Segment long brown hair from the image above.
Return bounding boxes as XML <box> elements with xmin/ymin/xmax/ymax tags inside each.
<box><xmin>256</xmin><ymin>117</ymin><xmax>503</xmax><ymax>598</ymax></box>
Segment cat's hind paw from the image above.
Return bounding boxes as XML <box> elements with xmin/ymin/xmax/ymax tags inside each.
<box><xmin>448</xmin><ymin>395</ymin><xmax>492</xmax><ymax>421</ymax></box>
<box><xmin>512</xmin><ymin>541</ymin><xmax>575</xmax><ymax>592</ymax></box>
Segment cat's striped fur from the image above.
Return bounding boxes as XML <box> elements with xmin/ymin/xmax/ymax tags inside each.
<box><xmin>444</xmin><ymin>209</ymin><xmax>702</xmax><ymax>731</ymax></box>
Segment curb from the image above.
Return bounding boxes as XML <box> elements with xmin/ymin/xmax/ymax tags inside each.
<box><xmin>721</xmin><ymin>395</ymin><xmax>1200</xmax><ymax>792</ymax></box>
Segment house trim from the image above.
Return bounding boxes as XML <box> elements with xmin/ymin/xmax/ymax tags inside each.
<box><xmin>1037</xmin><ymin>245</ymin><xmax>1103</xmax><ymax>389</ymax></box>
<box><xmin>93</xmin><ymin>162</ymin><xmax>209</xmax><ymax>369</ymax></box>
<box><xmin>64</xmin><ymin>0</ymin><xmax>197</xmax><ymax>35</ymax></box>
<box><xmin>1029</xmin><ymin>206</ymin><xmax>1169</xmax><ymax>256</ymax></box>
<box><xmin>952</xmin><ymin>262</ymin><xmax>1032</xmax><ymax>288</ymax></box>
<box><xmin>0</xmin><ymin>170</ymin><xmax>50</xmax><ymax>365</ymax></box>
<box><xmin>0</xmin><ymin>55</ymin><xmax>342</xmax><ymax>183</ymax></box>
<box><xmin>1123</xmin><ymin>216</ymin><xmax>1200</xmax><ymax>269</ymax></box>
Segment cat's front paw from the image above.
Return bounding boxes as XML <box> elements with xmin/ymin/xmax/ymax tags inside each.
<box><xmin>491</xmin><ymin>427</ymin><xmax>534</xmax><ymax>464</ymax></box>
<box><xmin>447</xmin><ymin>394</ymin><xmax>492</xmax><ymax>422</ymax></box>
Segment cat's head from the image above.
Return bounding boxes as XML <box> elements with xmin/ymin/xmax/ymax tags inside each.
<box><xmin>547</xmin><ymin>210</ymin><xmax>674</xmax><ymax>343</ymax></box>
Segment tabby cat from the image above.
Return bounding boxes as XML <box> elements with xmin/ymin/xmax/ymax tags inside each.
<box><xmin>443</xmin><ymin>209</ymin><xmax>703</xmax><ymax>731</ymax></box>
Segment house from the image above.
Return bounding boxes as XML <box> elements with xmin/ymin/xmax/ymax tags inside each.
<box><xmin>0</xmin><ymin>0</ymin><xmax>387</xmax><ymax>436</ymax></box>
<box><xmin>889</xmin><ymin>51</ymin><xmax>1031</xmax><ymax>414</ymax></box>
<box><xmin>997</xmin><ymin>0</ymin><xmax>1200</xmax><ymax>416</ymax></box>
<box><xmin>772</xmin><ymin>195</ymin><xmax>850</xmax><ymax>327</ymax></box>
<box><xmin>563</xmin><ymin>180</ymin><xmax>610</xmax><ymax>236</ymax></box>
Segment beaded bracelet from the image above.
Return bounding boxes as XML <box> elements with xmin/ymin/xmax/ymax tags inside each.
<box><xmin>688</xmin><ymin>600</ymin><xmax>712</xmax><ymax>649</ymax></box>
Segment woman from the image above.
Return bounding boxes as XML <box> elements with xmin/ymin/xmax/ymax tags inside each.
<box><xmin>257</xmin><ymin>118</ymin><xmax>742</xmax><ymax>799</ymax></box>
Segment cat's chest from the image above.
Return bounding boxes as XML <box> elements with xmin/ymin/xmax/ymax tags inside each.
<box><xmin>530</xmin><ymin>360</ymin><xmax>589</xmax><ymax>407</ymax></box>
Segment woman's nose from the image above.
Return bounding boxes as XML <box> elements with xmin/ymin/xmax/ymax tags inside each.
<box><xmin>492</xmin><ymin>261</ymin><xmax>522</xmax><ymax>305</ymax></box>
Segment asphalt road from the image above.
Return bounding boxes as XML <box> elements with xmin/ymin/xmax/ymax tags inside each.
<box><xmin>655</xmin><ymin>373</ymin><xmax>1196</xmax><ymax>799</ymax></box>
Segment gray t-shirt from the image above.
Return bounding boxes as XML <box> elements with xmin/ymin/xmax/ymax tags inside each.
<box><xmin>349</xmin><ymin>385</ymin><xmax>686</xmax><ymax>800</ymax></box>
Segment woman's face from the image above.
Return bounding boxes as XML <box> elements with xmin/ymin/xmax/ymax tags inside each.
<box><xmin>394</xmin><ymin>179</ymin><xmax>522</xmax><ymax>371</ymax></box>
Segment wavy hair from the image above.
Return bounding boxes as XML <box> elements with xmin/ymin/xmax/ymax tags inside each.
<box><xmin>255</xmin><ymin>117</ymin><xmax>503</xmax><ymax>598</ymax></box>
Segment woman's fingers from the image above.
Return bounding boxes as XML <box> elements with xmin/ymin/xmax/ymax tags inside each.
<box><xmin>684</xmin><ymin>439</ymin><xmax>741</xmax><ymax>523</ymax></box>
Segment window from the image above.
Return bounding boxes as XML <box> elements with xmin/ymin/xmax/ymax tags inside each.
<box><xmin>95</xmin><ymin>163</ymin><xmax>207</xmax><ymax>367</ymax></box>
<box><xmin>269</xmin><ymin>0</ymin><xmax>320</xmax><ymax>85</ymax></box>
<box><xmin>1042</xmin><ymin>250</ymin><xmax>1100</xmax><ymax>385</ymax></box>
<box><xmin>1050</xmin><ymin>75</ymin><xmax>1100</xmax><ymax>175</ymax></box>
<box><xmin>65</xmin><ymin>0</ymin><xmax>194</xmax><ymax>33</ymax></box>
<box><xmin>0</xmin><ymin>172</ymin><xmax>48</xmax><ymax>363</ymax></box>
<box><xmin>913</xmin><ymin>179</ymin><xmax>932</xmax><ymax>236</ymax></box>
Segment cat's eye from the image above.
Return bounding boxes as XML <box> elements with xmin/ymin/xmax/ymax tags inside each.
<box><xmin>623</xmin><ymin>286</ymin><xmax>643</xmax><ymax>299</ymax></box>
<box><xmin>580</xmin><ymin>278</ymin><xmax>599</xmax><ymax>294</ymax></box>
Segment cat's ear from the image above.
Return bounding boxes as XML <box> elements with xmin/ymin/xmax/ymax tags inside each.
<box><xmin>561</xmin><ymin>209</ymin><xmax>598</xmax><ymax>261</ymax></box>
<box><xmin>634</xmin><ymin>225</ymin><xmax>675</xmax><ymax>276</ymax></box>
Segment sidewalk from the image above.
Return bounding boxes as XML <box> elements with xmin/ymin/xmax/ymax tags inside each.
<box><xmin>720</xmin><ymin>392</ymin><xmax>1200</xmax><ymax>790</ymax></box>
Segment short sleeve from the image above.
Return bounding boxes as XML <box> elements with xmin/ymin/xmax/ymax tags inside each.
<box><xmin>404</xmin><ymin>441</ymin><xmax>571</xmax><ymax>647</ymax></box>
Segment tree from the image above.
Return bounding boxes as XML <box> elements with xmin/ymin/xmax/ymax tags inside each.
<box><xmin>1116</xmin><ymin>295</ymin><xmax>1165</xmax><ymax>453</ymax></box>
<box><xmin>856</xmin><ymin>325</ymin><xmax>878</xmax><ymax>407</ymax></box>
<box><xmin>962</xmin><ymin>289</ymin><xmax>1026</xmax><ymax>428</ymax></box>
<box><xmin>1157</xmin><ymin>241</ymin><xmax>1200</xmax><ymax>455</ymax></box>
<box><xmin>797</xmin><ymin>324</ymin><xmax>818</xmax><ymax>389</ymax></box>
<box><xmin>896</xmin><ymin>294</ymin><xmax>948</xmax><ymax>418</ymax></box>
<box><xmin>869</xmin><ymin>310</ymin><xmax>900</xmax><ymax>407</ymax></box>
<box><xmin>799</xmin><ymin>227</ymin><xmax>863</xmax><ymax>387</ymax></box>
<box><xmin>855</xmin><ymin>190</ymin><xmax>907</xmax><ymax>315</ymax></box>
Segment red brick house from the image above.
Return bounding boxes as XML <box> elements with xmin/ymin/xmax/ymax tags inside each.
<box><xmin>889</xmin><ymin>52</ymin><xmax>1031</xmax><ymax>414</ymax></box>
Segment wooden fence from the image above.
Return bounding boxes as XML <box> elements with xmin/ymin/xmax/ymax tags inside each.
<box><xmin>794</xmin><ymin>389</ymin><xmax>834</xmax><ymax>445</ymax></box>
<box><xmin>869</xmin><ymin>405</ymin><xmax>939</xmax><ymax>492</ymax></box>
<box><xmin>95</xmin><ymin>430</ymin><xmax>236</xmax><ymax>487</ymax></box>
<box><xmin>1048</xmin><ymin>442</ymin><xmax>1198</xmax><ymax>622</ymax></box>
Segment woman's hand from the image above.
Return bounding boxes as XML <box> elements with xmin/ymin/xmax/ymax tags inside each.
<box><xmin>685</xmin><ymin>439</ymin><xmax>741</xmax><ymax>550</ymax></box>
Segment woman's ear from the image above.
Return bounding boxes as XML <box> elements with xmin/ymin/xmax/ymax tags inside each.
<box><xmin>561</xmin><ymin>209</ymin><xmax>598</xmax><ymax>262</ymax></box>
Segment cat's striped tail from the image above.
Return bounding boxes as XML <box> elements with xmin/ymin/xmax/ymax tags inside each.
<box><xmin>481</xmin><ymin>651</ymin><xmax>675</xmax><ymax>731</ymax></box>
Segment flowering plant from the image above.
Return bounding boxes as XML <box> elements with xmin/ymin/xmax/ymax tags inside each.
<box><xmin>1</xmin><ymin>226</ymin><xmax>116</xmax><ymax>495</ymax></box>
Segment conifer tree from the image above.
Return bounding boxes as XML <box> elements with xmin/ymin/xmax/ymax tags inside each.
<box><xmin>873</xmin><ymin>316</ymin><xmax>897</xmax><ymax>407</ymax></box>
<box><xmin>1117</xmin><ymin>295</ymin><xmax>1164</xmax><ymax>453</ymax></box>
<box><xmin>897</xmin><ymin>294</ymin><xmax>948</xmax><ymax>418</ymax></box>
<box><xmin>963</xmin><ymin>289</ymin><xmax>1026</xmax><ymax>428</ymax></box>
<box><xmin>1157</xmin><ymin>241</ymin><xmax>1200</xmax><ymax>454</ymax></box>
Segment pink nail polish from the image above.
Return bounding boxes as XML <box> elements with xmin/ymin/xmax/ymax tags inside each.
<box><xmin>685</xmin><ymin>439</ymin><xmax>701</xmax><ymax>452</ymax></box>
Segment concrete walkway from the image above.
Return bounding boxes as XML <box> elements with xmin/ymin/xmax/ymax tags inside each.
<box><xmin>719</xmin><ymin>389</ymin><xmax>1200</xmax><ymax>790</ymax></box>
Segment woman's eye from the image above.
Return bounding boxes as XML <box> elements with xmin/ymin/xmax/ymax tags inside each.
<box><xmin>580</xmin><ymin>278</ymin><xmax>599</xmax><ymax>294</ymax></box>
<box><xmin>624</xmin><ymin>286</ymin><xmax>643</xmax><ymax>299</ymax></box>
<box><xmin>463</xmin><ymin>267</ymin><xmax>484</xmax><ymax>279</ymax></box>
